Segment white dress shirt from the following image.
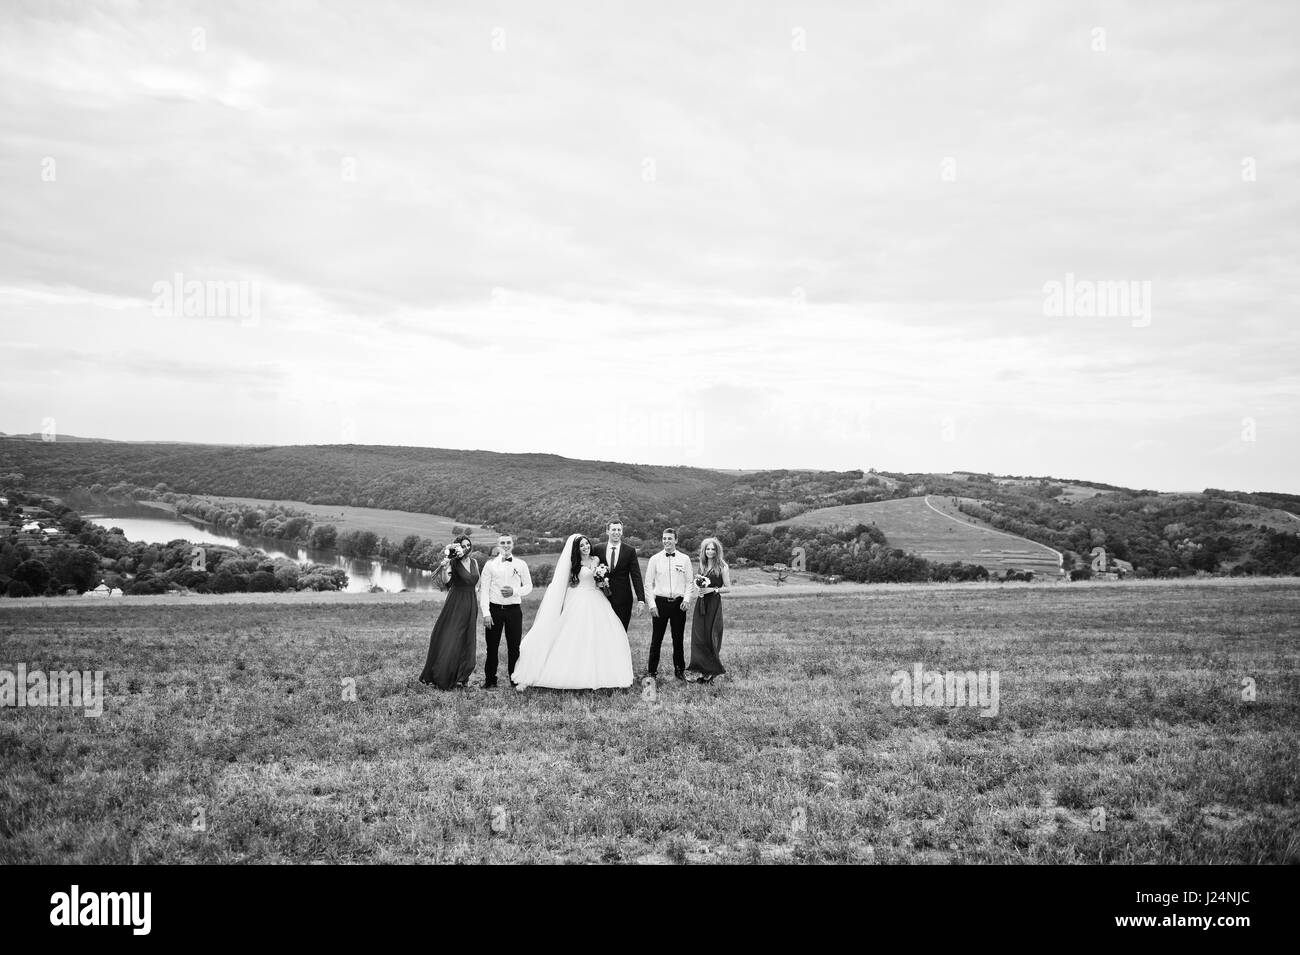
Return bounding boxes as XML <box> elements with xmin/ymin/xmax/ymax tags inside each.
<box><xmin>645</xmin><ymin>550</ymin><xmax>693</xmax><ymax>600</ymax></box>
<box><xmin>479</xmin><ymin>554</ymin><xmax>532</xmax><ymax>614</ymax></box>
<box><xmin>605</xmin><ymin>541</ymin><xmax>621</xmax><ymax>570</ymax></box>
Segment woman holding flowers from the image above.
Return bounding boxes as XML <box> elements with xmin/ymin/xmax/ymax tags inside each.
<box><xmin>419</xmin><ymin>534</ymin><xmax>481</xmax><ymax>689</ymax></box>
<box><xmin>686</xmin><ymin>537</ymin><xmax>731</xmax><ymax>684</ymax></box>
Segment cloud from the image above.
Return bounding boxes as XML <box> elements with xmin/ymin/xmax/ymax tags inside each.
<box><xmin>0</xmin><ymin>0</ymin><xmax>1297</xmax><ymax>491</ymax></box>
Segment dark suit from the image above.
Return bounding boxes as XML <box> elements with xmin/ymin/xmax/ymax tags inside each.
<box><xmin>593</xmin><ymin>540</ymin><xmax>644</xmax><ymax>631</ymax></box>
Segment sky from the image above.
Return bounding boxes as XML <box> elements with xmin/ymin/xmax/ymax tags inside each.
<box><xmin>1</xmin><ymin>0</ymin><xmax>1297</xmax><ymax>493</ymax></box>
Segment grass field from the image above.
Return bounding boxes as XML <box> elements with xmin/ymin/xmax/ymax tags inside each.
<box><xmin>1</xmin><ymin>578</ymin><xmax>1297</xmax><ymax>864</ymax></box>
<box><xmin>760</xmin><ymin>495</ymin><xmax>1063</xmax><ymax>576</ymax></box>
<box><xmin>182</xmin><ymin>495</ymin><xmax>496</xmax><ymax>543</ymax></box>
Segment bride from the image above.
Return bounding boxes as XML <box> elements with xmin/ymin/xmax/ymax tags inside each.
<box><xmin>513</xmin><ymin>534</ymin><xmax>634</xmax><ymax>690</ymax></box>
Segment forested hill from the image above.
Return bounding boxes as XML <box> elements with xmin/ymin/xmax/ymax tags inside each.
<box><xmin>3</xmin><ymin>437</ymin><xmax>1296</xmax><ymax>576</ymax></box>
<box><xmin>0</xmin><ymin>439</ymin><xmax>731</xmax><ymax>532</ymax></box>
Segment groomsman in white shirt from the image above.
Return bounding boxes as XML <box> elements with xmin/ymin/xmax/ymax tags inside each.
<box><xmin>644</xmin><ymin>527</ymin><xmax>694</xmax><ymax>681</ymax></box>
<box><xmin>479</xmin><ymin>533</ymin><xmax>532</xmax><ymax>688</ymax></box>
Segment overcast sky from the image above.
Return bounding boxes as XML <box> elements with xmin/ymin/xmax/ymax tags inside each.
<box><xmin>2</xmin><ymin>1</ymin><xmax>1297</xmax><ymax>492</ymax></box>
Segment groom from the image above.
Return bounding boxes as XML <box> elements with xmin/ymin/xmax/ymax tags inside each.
<box><xmin>593</xmin><ymin>519</ymin><xmax>645</xmax><ymax>631</ymax></box>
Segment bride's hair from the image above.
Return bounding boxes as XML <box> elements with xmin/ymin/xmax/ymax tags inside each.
<box><xmin>568</xmin><ymin>536</ymin><xmax>590</xmax><ymax>587</ymax></box>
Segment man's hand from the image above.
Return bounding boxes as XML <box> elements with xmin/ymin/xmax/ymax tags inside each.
<box><xmin>500</xmin><ymin>585</ymin><xmax>514</xmax><ymax>598</ymax></box>
<box><xmin>485</xmin><ymin>611</ymin><xmax>495</xmax><ymax>628</ymax></box>
<box><xmin>634</xmin><ymin>600</ymin><xmax>645</xmax><ymax>617</ymax></box>
<box><xmin>648</xmin><ymin>602</ymin><xmax>659</xmax><ymax>618</ymax></box>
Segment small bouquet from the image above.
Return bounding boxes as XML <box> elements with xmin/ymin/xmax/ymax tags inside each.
<box><xmin>442</xmin><ymin>542</ymin><xmax>465</xmax><ymax>563</ymax></box>
<box><xmin>693</xmin><ymin>573</ymin><xmax>711</xmax><ymax>591</ymax></box>
<box><xmin>593</xmin><ymin>563</ymin><xmax>611</xmax><ymax>592</ymax></box>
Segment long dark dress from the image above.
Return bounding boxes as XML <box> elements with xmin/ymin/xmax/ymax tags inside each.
<box><xmin>687</xmin><ymin>567</ymin><xmax>725</xmax><ymax>679</ymax></box>
<box><xmin>419</xmin><ymin>558</ymin><xmax>479</xmax><ymax>689</ymax></box>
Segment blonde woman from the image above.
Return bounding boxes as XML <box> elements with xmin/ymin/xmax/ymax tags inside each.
<box><xmin>687</xmin><ymin>537</ymin><xmax>731</xmax><ymax>684</ymax></box>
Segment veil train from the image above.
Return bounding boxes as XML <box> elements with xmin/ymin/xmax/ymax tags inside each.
<box><xmin>513</xmin><ymin>533</ymin><xmax>577</xmax><ymax>689</ymax></box>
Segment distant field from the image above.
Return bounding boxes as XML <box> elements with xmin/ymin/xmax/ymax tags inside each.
<box><xmin>1</xmin><ymin>578</ymin><xmax>1296</xmax><ymax>863</ymax></box>
<box><xmin>759</xmin><ymin>495</ymin><xmax>1062</xmax><ymax>576</ymax></box>
<box><xmin>1218</xmin><ymin>499</ymin><xmax>1300</xmax><ymax>534</ymax></box>
<box><xmin>1053</xmin><ymin>484</ymin><xmax>1111</xmax><ymax>503</ymax></box>
<box><xmin>190</xmin><ymin>495</ymin><xmax>495</xmax><ymax>543</ymax></box>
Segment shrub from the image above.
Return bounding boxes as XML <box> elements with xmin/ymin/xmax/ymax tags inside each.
<box><xmin>126</xmin><ymin>576</ymin><xmax>168</xmax><ymax>596</ymax></box>
<box><xmin>12</xmin><ymin>559</ymin><xmax>51</xmax><ymax>594</ymax></box>
<box><xmin>248</xmin><ymin>570</ymin><xmax>278</xmax><ymax>592</ymax></box>
<box><xmin>211</xmin><ymin>569</ymin><xmax>244</xmax><ymax>593</ymax></box>
<box><xmin>6</xmin><ymin>580</ymin><xmax>34</xmax><ymax>598</ymax></box>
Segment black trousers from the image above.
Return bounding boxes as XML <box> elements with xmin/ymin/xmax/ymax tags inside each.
<box><xmin>649</xmin><ymin>596</ymin><xmax>687</xmax><ymax>674</ymax></box>
<box><xmin>484</xmin><ymin>603</ymin><xmax>522</xmax><ymax>685</ymax></box>
<box><xmin>610</xmin><ymin>596</ymin><xmax>633</xmax><ymax>631</ymax></box>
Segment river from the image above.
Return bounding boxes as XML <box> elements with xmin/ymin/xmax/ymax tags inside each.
<box><xmin>81</xmin><ymin>506</ymin><xmax>441</xmax><ymax>593</ymax></box>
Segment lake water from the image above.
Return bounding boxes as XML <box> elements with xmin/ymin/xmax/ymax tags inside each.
<box><xmin>82</xmin><ymin>508</ymin><xmax>441</xmax><ymax>593</ymax></box>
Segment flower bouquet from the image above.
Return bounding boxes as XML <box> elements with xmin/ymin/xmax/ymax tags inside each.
<box><xmin>593</xmin><ymin>563</ymin><xmax>611</xmax><ymax>592</ymax></box>
<box><xmin>442</xmin><ymin>542</ymin><xmax>465</xmax><ymax>563</ymax></box>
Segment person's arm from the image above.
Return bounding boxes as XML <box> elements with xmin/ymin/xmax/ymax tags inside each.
<box><xmin>718</xmin><ymin>564</ymin><xmax>732</xmax><ymax>594</ymax></box>
<box><xmin>645</xmin><ymin>554</ymin><xmax>659</xmax><ymax>615</ymax></box>
<box><xmin>682</xmin><ymin>557</ymin><xmax>694</xmax><ymax>609</ymax></box>
<box><xmin>629</xmin><ymin>546</ymin><xmax>645</xmax><ymax>603</ymax></box>
<box><xmin>479</xmin><ymin>561</ymin><xmax>493</xmax><ymax>617</ymax></box>
<box><xmin>473</xmin><ymin>556</ymin><xmax>483</xmax><ymax>615</ymax></box>
<box><xmin>516</xmin><ymin>560</ymin><xmax>532</xmax><ymax>599</ymax></box>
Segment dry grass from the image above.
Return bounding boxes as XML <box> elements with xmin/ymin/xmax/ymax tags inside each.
<box><xmin>1</xmin><ymin>578</ymin><xmax>1296</xmax><ymax>864</ymax></box>
<box><xmin>758</xmin><ymin>495</ymin><xmax>1062</xmax><ymax>575</ymax></box>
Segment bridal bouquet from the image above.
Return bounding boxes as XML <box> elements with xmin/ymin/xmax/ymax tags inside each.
<box><xmin>593</xmin><ymin>563</ymin><xmax>611</xmax><ymax>592</ymax></box>
<box><xmin>693</xmin><ymin>573</ymin><xmax>711</xmax><ymax>590</ymax></box>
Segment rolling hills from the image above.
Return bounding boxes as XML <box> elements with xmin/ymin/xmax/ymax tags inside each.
<box><xmin>0</xmin><ymin>439</ymin><xmax>729</xmax><ymax>534</ymax></box>
<box><xmin>758</xmin><ymin>495</ymin><xmax>1063</xmax><ymax>576</ymax></box>
<box><xmin>2</xmin><ymin>436</ymin><xmax>1296</xmax><ymax>578</ymax></box>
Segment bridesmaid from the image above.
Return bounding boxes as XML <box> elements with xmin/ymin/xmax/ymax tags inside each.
<box><xmin>419</xmin><ymin>534</ymin><xmax>480</xmax><ymax>689</ymax></box>
<box><xmin>686</xmin><ymin>537</ymin><xmax>730</xmax><ymax>684</ymax></box>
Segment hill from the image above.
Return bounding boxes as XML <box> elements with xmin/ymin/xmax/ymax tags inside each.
<box><xmin>881</xmin><ymin>472</ymin><xmax>1300</xmax><ymax>576</ymax></box>
<box><xmin>0</xmin><ymin>432</ymin><xmax>121</xmax><ymax>443</ymax></box>
<box><xmin>0</xmin><ymin>439</ymin><xmax>728</xmax><ymax>534</ymax></box>
<box><xmin>759</xmin><ymin>495</ymin><xmax>1062</xmax><ymax>576</ymax></box>
<box><xmin>2</xmin><ymin>437</ymin><xmax>1296</xmax><ymax>578</ymax></box>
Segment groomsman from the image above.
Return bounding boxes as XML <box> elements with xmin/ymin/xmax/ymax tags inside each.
<box><xmin>594</xmin><ymin>518</ymin><xmax>645</xmax><ymax>630</ymax></box>
<box><xmin>644</xmin><ymin>528</ymin><xmax>694</xmax><ymax>681</ymax></box>
<box><xmin>479</xmin><ymin>533</ymin><xmax>532</xmax><ymax>688</ymax></box>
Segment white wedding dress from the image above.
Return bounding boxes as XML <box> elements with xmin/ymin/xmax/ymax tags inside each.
<box><xmin>513</xmin><ymin>537</ymin><xmax>634</xmax><ymax>690</ymax></box>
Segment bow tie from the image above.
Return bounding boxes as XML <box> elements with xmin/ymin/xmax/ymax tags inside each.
<box><xmin>501</xmin><ymin>556</ymin><xmax>512</xmax><ymax>562</ymax></box>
